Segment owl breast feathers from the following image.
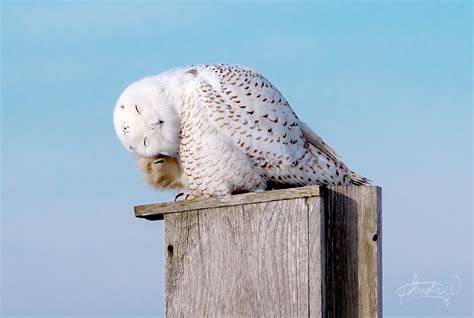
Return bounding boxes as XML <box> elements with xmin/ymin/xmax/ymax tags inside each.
<box><xmin>114</xmin><ymin>64</ymin><xmax>369</xmax><ymax>197</ymax></box>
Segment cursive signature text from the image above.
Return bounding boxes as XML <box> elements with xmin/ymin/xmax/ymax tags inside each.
<box><xmin>395</xmin><ymin>273</ymin><xmax>462</xmax><ymax>306</ymax></box>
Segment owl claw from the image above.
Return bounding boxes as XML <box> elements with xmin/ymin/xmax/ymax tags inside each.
<box><xmin>184</xmin><ymin>193</ymin><xmax>196</xmax><ymax>200</ymax></box>
<box><xmin>175</xmin><ymin>192</ymin><xmax>195</xmax><ymax>201</ymax></box>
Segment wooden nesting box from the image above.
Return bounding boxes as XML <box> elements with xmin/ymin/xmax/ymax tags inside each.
<box><xmin>135</xmin><ymin>185</ymin><xmax>382</xmax><ymax>317</ymax></box>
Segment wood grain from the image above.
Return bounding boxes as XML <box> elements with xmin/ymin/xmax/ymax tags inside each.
<box><xmin>164</xmin><ymin>197</ymin><xmax>324</xmax><ymax>317</ymax></box>
<box><xmin>135</xmin><ymin>186</ymin><xmax>320</xmax><ymax>220</ymax></box>
<box><xmin>134</xmin><ymin>185</ymin><xmax>382</xmax><ymax>317</ymax></box>
<box><xmin>307</xmin><ymin>196</ymin><xmax>324</xmax><ymax>316</ymax></box>
<box><xmin>323</xmin><ymin>186</ymin><xmax>382</xmax><ymax>318</ymax></box>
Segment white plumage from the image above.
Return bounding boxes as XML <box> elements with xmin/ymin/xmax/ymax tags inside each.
<box><xmin>114</xmin><ymin>64</ymin><xmax>369</xmax><ymax>197</ymax></box>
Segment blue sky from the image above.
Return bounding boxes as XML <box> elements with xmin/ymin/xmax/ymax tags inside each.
<box><xmin>1</xmin><ymin>1</ymin><xmax>472</xmax><ymax>317</ymax></box>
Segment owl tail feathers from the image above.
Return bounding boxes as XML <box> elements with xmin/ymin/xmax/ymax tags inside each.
<box><xmin>300</xmin><ymin>122</ymin><xmax>342</xmax><ymax>163</ymax></box>
<box><xmin>347</xmin><ymin>171</ymin><xmax>371</xmax><ymax>186</ymax></box>
<box><xmin>300</xmin><ymin>122</ymin><xmax>371</xmax><ymax>186</ymax></box>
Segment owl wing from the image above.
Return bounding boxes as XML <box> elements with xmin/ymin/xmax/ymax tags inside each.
<box><xmin>183</xmin><ymin>65</ymin><xmax>308</xmax><ymax>169</ymax></box>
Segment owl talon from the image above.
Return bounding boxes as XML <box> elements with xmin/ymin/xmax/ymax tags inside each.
<box><xmin>175</xmin><ymin>193</ymin><xmax>184</xmax><ymax>201</ymax></box>
<box><xmin>175</xmin><ymin>192</ymin><xmax>195</xmax><ymax>201</ymax></box>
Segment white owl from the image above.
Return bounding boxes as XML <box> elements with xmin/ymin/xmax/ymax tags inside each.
<box><xmin>114</xmin><ymin>64</ymin><xmax>369</xmax><ymax>197</ymax></box>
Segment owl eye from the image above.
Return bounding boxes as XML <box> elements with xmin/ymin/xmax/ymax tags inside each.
<box><xmin>153</xmin><ymin>159</ymin><xmax>164</xmax><ymax>164</ymax></box>
<box><xmin>135</xmin><ymin>105</ymin><xmax>141</xmax><ymax>115</ymax></box>
<box><xmin>143</xmin><ymin>137</ymin><xmax>147</xmax><ymax>147</ymax></box>
<box><xmin>159</xmin><ymin>120</ymin><xmax>164</xmax><ymax>124</ymax></box>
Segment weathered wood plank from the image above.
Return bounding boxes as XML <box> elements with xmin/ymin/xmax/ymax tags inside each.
<box><xmin>164</xmin><ymin>197</ymin><xmax>324</xmax><ymax>317</ymax></box>
<box><xmin>135</xmin><ymin>186</ymin><xmax>320</xmax><ymax>220</ymax></box>
<box><xmin>134</xmin><ymin>185</ymin><xmax>382</xmax><ymax>317</ymax></box>
<box><xmin>307</xmin><ymin>196</ymin><xmax>324</xmax><ymax>316</ymax></box>
<box><xmin>323</xmin><ymin>186</ymin><xmax>382</xmax><ymax>318</ymax></box>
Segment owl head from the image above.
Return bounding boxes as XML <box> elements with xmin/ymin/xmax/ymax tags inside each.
<box><xmin>113</xmin><ymin>77</ymin><xmax>181</xmax><ymax>158</ymax></box>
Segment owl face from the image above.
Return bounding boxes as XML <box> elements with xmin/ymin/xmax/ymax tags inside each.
<box><xmin>113</xmin><ymin>79</ymin><xmax>181</xmax><ymax>158</ymax></box>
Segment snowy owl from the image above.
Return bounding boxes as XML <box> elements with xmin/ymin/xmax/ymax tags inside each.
<box><xmin>114</xmin><ymin>64</ymin><xmax>369</xmax><ymax>197</ymax></box>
